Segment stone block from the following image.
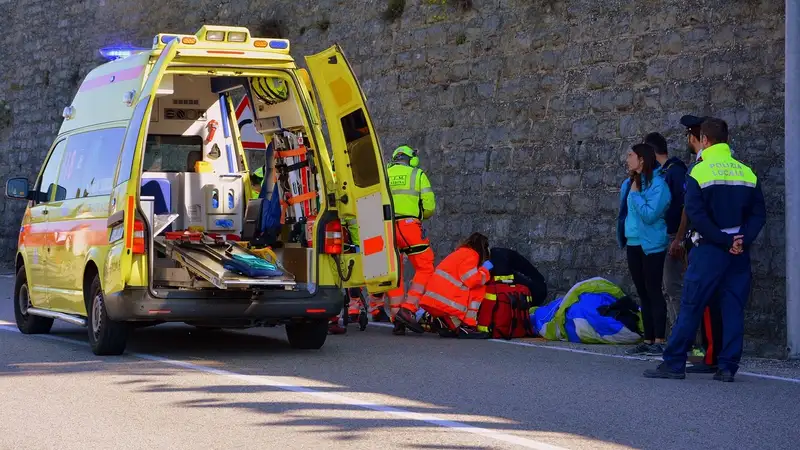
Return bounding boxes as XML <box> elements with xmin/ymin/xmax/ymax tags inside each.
<box><xmin>616</xmin><ymin>62</ymin><xmax>647</xmax><ymax>85</ymax></box>
<box><xmin>571</xmin><ymin>117</ymin><xmax>598</xmax><ymax>140</ymax></box>
<box><xmin>586</xmin><ymin>65</ymin><xmax>616</xmax><ymax>90</ymax></box>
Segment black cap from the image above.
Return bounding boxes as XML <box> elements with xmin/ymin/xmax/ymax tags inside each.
<box><xmin>680</xmin><ymin>115</ymin><xmax>707</xmax><ymax>128</ymax></box>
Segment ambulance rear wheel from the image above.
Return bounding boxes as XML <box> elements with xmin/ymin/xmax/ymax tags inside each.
<box><xmin>286</xmin><ymin>319</ymin><xmax>328</xmax><ymax>350</ymax></box>
<box><xmin>86</xmin><ymin>275</ymin><xmax>130</xmax><ymax>356</ymax></box>
<box><xmin>14</xmin><ymin>267</ymin><xmax>54</xmax><ymax>334</ymax></box>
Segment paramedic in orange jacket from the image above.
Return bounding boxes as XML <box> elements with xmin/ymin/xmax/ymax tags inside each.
<box><xmin>418</xmin><ymin>233</ymin><xmax>493</xmax><ymax>338</ymax></box>
<box><xmin>387</xmin><ymin>145</ymin><xmax>437</xmax><ymax>336</ymax></box>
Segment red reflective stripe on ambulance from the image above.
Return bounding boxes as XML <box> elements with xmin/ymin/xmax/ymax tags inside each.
<box><xmin>79</xmin><ymin>66</ymin><xmax>145</xmax><ymax>93</ymax></box>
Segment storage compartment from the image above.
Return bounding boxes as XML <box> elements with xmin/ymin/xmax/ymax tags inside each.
<box><xmin>140</xmin><ymin>72</ymin><xmax>323</xmax><ymax>292</ymax></box>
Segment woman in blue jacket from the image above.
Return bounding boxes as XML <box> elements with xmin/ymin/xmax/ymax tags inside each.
<box><xmin>616</xmin><ymin>143</ymin><xmax>672</xmax><ymax>355</ymax></box>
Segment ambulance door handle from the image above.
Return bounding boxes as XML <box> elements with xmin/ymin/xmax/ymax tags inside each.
<box><xmin>42</xmin><ymin>209</ymin><xmax>48</xmax><ymax>215</ymax></box>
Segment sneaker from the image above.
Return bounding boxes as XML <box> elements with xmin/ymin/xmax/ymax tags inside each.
<box><xmin>713</xmin><ymin>369</ymin><xmax>735</xmax><ymax>382</ymax></box>
<box><xmin>392</xmin><ymin>322</ymin><xmax>406</xmax><ymax>336</ymax></box>
<box><xmin>643</xmin><ymin>362</ymin><xmax>686</xmax><ymax>380</ymax></box>
<box><xmin>626</xmin><ymin>342</ymin><xmax>652</xmax><ymax>355</ymax></box>
<box><xmin>394</xmin><ymin>307</ymin><xmax>425</xmax><ymax>334</ymax></box>
<box><xmin>686</xmin><ymin>363</ymin><xmax>718</xmax><ymax>374</ymax></box>
<box><xmin>646</xmin><ymin>343</ymin><xmax>666</xmax><ymax>356</ymax></box>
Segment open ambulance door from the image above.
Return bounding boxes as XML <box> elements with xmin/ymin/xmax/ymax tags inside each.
<box><xmin>305</xmin><ymin>45</ymin><xmax>400</xmax><ymax>294</ymax></box>
<box><xmin>104</xmin><ymin>40</ymin><xmax>179</xmax><ymax>295</ymax></box>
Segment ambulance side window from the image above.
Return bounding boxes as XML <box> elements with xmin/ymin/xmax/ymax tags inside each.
<box><xmin>341</xmin><ymin>108</ymin><xmax>379</xmax><ymax>188</ymax></box>
<box><xmin>58</xmin><ymin>128</ymin><xmax>126</xmax><ymax>200</ymax></box>
<box><xmin>35</xmin><ymin>140</ymin><xmax>66</xmax><ymax>204</ymax></box>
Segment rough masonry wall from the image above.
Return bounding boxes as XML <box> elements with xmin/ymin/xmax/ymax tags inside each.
<box><xmin>0</xmin><ymin>0</ymin><xmax>786</xmax><ymax>354</ymax></box>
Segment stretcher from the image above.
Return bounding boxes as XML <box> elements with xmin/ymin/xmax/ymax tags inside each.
<box><xmin>154</xmin><ymin>232</ymin><xmax>296</xmax><ymax>290</ymax></box>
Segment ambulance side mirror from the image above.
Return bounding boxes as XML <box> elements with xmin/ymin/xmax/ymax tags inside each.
<box><xmin>5</xmin><ymin>177</ymin><xmax>31</xmax><ymax>200</ymax></box>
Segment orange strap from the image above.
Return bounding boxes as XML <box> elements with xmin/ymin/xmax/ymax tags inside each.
<box><xmin>276</xmin><ymin>146</ymin><xmax>307</xmax><ymax>158</ymax></box>
<box><xmin>286</xmin><ymin>191</ymin><xmax>318</xmax><ymax>205</ymax></box>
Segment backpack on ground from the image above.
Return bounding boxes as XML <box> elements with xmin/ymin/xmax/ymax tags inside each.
<box><xmin>476</xmin><ymin>281</ymin><xmax>535</xmax><ymax>340</ymax></box>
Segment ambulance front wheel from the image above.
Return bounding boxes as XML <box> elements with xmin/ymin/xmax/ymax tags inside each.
<box><xmin>286</xmin><ymin>319</ymin><xmax>328</xmax><ymax>350</ymax></box>
<box><xmin>86</xmin><ymin>275</ymin><xmax>130</xmax><ymax>356</ymax></box>
<box><xmin>14</xmin><ymin>267</ymin><xmax>54</xmax><ymax>334</ymax></box>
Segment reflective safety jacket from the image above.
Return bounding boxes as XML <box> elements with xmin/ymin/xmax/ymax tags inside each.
<box><xmin>685</xmin><ymin>143</ymin><xmax>766</xmax><ymax>249</ymax></box>
<box><xmin>387</xmin><ymin>163</ymin><xmax>436</xmax><ymax>220</ymax></box>
<box><xmin>420</xmin><ymin>247</ymin><xmax>490</xmax><ymax>326</ymax></box>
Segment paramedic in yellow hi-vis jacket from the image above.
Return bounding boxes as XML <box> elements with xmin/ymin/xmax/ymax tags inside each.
<box><xmin>386</xmin><ymin>145</ymin><xmax>437</xmax><ymax>336</ymax></box>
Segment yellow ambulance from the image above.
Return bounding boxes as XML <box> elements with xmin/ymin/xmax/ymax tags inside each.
<box><xmin>4</xmin><ymin>25</ymin><xmax>400</xmax><ymax>355</ymax></box>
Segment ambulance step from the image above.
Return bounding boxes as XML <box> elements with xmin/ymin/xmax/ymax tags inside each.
<box><xmin>26</xmin><ymin>308</ymin><xmax>87</xmax><ymax>327</ymax></box>
<box><xmin>154</xmin><ymin>237</ymin><xmax>296</xmax><ymax>290</ymax></box>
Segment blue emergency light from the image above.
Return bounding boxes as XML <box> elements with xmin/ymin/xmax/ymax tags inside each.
<box><xmin>99</xmin><ymin>46</ymin><xmax>148</xmax><ymax>61</ymax></box>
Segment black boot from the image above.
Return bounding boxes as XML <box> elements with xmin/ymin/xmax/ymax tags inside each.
<box><xmin>392</xmin><ymin>322</ymin><xmax>406</xmax><ymax>336</ymax></box>
<box><xmin>713</xmin><ymin>369</ymin><xmax>735</xmax><ymax>382</ymax></box>
<box><xmin>394</xmin><ymin>307</ymin><xmax>425</xmax><ymax>334</ymax></box>
<box><xmin>643</xmin><ymin>362</ymin><xmax>686</xmax><ymax>380</ymax></box>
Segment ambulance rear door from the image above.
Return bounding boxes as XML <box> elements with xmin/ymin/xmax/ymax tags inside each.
<box><xmin>105</xmin><ymin>40</ymin><xmax>179</xmax><ymax>294</ymax></box>
<box><xmin>304</xmin><ymin>45</ymin><xmax>400</xmax><ymax>294</ymax></box>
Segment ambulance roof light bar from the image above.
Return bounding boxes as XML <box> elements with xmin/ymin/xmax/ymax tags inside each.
<box><xmin>150</xmin><ymin>25</ymin><xmax>291</xmax><ymax>53</ymax></box>
<box><xmin>99</xmin><ymin>45</ymin><xmax>150</xmax><ymax>61</ymax></box>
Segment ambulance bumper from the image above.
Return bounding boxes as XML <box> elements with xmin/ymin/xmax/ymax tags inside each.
<box><xmin>104</xmin><ymin>286</ymin><xmax>342</xmax><ymax>323</ymax></box>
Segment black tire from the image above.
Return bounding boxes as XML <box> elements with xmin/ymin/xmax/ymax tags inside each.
<box><xmin>86</xmin><ymin>275</ymin><xmax>130</xmax><ymax>355</ymax></box>
<box><xmin>286</xmin><ymin>320</ymin><xmax>328</xmax><ymax>350</ymax></box>
<box><xmin>13</xmin><ymin>267</ymin><xmax>53</xmax><ymax>334</ymax></box>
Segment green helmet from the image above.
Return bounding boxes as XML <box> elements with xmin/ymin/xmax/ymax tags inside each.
<box><xmin>252</xmin><ymin>166</ymin><xmax>265</xmax><ymax>180</ymax></box>
<box><xmin>392</xmin><ymin>145</ymin><xmax>415</xmax><ymax>160</ymax></box>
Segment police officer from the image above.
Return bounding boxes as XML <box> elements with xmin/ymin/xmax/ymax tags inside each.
<box><xmin>674</xmin><ymin>115</ymin><xmax>725</xmax><ymax>374</ymax></box>
<box><xmin>644</xmin><ymin>117</ymin><xmax>766</xmax><ymax>382</ymax></box>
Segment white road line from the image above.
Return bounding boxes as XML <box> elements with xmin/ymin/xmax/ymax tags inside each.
<box><xmin>369</xmin><ymin>322</ymin><xmax>800</xmax><ymax>384</ymax></box>
<box><xmin>0</xmin><ymin>325</ymin><xmax>565</xmax><ymax>450</ymax></box>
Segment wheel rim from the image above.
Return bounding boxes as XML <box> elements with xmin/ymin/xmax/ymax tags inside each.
<box><xmin>18</xmin><ymin>283</ymin><xmax>31</xmax><ymax>316</ymax></box>
<box><xmin>92</xmin><ymin>293</ymin><xmax>104</xmax><ymax>338</ymax></box>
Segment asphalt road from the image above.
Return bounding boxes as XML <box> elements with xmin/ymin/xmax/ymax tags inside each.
<box><xmin>1</xmin><ymin>274</ymin><xmax>798</xmax><ymax>450</ymax></box>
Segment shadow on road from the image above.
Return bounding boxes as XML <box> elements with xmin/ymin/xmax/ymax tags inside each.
<box><xmin>2</xmin><ymin>323</ymin><xmax>800</xmax><ymax>450</ymax></box>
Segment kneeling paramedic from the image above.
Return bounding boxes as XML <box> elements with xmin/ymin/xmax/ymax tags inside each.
<box><xmin>419</xmin><ymin>232</ymin><xmax>492</xmax><ymax>339</ymax></box>
<box><xmin>644</xmin><ymin>118</ymin><xmax>765</xmax><ymax>382</ymax></box>
<box><xmin>386</xmin><ymin>146</ymin><xmax>436</xmax><ymax>335</ymax></box>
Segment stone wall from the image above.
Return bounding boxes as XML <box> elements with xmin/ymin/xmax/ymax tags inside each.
<box><xmin>0</xmin><ymin>0</ymin><xmax>786</xmax><ymax>354</ymax></box>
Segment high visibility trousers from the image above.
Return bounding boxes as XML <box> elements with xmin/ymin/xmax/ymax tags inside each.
<box><xmin>419</xmin><ymin>290</ymin><xmax>483</xmax><ymax>327</ymax></box>
<box><xmin>701</xmin><ymin>302</ymin><xmax>723</xmax><ymax>366</ymax></box>
<box><xmin>387</xmin><ymin>218</ymin><xmax>435</xmax><ymax>318</ymax></box>
<box><xmin>662</xmin><ymin>244</ymin><xmax>751</xmax><ymax>375</ymax></box>
<box><xmin>367</xmin><ymin>294</ymin><xmax>387</xmax><ymax>317</ymax></box>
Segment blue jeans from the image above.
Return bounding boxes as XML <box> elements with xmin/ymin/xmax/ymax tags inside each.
<box><xmin>662</xmin><ymin>244</ymin><xmax>751</xmax><ymax>374</ymax></box>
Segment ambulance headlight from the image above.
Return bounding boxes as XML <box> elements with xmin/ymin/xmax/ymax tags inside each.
<box><xmin>227</xmin><ymin>31</ymin><xmax>247</xmax><ymax>42</ymax></box>
<box><xmin>206</xmin><ymin>30</ymin><xmax>225</xmax><ymax>41</ymax></box>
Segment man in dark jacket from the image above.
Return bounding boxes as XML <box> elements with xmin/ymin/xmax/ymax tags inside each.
<box><xmin>644</xmin><ymin>132</ymin><xmax>688</xmax><ymax>333</ymax></box>
<box><xmin>489</xmin><ymin>247</ymin><xmax>548</xmax><ymax>306</ymax></box>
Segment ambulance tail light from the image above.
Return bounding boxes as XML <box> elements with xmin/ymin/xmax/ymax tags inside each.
<box><xmin>132</xmin><ymin>219</ymin><xmax>146</xmax><ymax>254</ymax></box>
<box><xmin>228</xmin><ymin>31</ymin><xmax>247</xmax><ymax>42</ymax></box>
<box><xmin>324</xmin><ymin>220</ymin><xmax>343</xmax><ymax>254</ymax></box>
